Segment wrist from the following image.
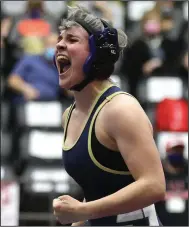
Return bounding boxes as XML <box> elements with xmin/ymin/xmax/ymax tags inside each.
<box><xmin>80</xmin><ymin>200</ymin><xmax>100</xmax><ymax>221</ymax></box>
<box><xmin>80</xmin><ymin>201</ymin><xmax>93</xmax><ymax>220</ymax></box>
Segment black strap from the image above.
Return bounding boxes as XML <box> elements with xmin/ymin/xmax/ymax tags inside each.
<box><xmin>70</xmin><ymin>74</ymin><xmax>95</xmax><ymax>91</ymax></box>
<box><xmin>75</xmin><ymin>18</ymin><xmax>95</xmax><ymax>35</ymax></box>
<box><xmin>75</xmin><ymin>18</ymin><xmax>112</xmax><ymax>35</ymax></box>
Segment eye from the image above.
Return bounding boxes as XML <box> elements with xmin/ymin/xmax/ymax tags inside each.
<box><xmin>69</xmin><ymin>38</ymin><xmax>78</xmax><ymax>43</ymax></box>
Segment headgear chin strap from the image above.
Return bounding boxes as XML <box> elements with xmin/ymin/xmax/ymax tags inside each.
<box><xmin>54</xmin><ymin>19</ymin><xmax>120</xmax><ymax>91</ymax></box>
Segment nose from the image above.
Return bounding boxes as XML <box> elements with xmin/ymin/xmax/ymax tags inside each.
<box><xmin>56</xmin><ymin>39</ymin><xmax>67</xmax><ymax>51</ymax></box>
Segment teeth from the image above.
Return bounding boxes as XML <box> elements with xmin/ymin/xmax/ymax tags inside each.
<box><xmin>57</xmin><ymin>56</ymin><xmax>69</xmax><ymax>61</ymax></box>
<box><xmin>57</xmin><ymin>56</ymin><xmax>71</xmax><ymax>74</ymax></box>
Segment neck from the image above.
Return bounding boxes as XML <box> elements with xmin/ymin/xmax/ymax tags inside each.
<box><xmin>73</xmin><ymin>80</ymin><xmax>111</xmax><ymax>112</ymax></box>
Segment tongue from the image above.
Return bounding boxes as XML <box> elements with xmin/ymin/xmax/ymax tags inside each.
<box><xmin>63</xmin><ymin>64</ymin><xmax>71</xmax><ymax>73</ymax></box>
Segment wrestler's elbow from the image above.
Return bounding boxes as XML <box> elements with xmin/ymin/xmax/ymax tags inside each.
<box><xmin>145</xmin><ymin>177</ymin><xmax>166</xmax><ymax>202</ymax></box>
<box><xmin>154</xmin><ymin>182</ymin><xmax>166</xmax><ymax>202</ymax></box>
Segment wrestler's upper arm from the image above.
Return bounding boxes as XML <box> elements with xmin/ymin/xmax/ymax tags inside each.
<box><xmin>104</xmin><ymin>95</ymin><xmax>165</xmax><ymax>188</ymax></box>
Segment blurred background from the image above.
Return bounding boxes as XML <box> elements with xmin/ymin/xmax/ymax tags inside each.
<box><xmin>0</xmin><ymin>0</ymin><xmax>188</xmax><ymax>226</ymax></box>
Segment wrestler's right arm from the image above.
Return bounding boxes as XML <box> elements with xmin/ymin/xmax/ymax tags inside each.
<box><xmin>71</xmin><ymin>198</ymin><xmax>86</xmax><ymax>226</ymax></box>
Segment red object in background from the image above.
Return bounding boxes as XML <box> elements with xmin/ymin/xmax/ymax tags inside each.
<box><xmin>155</xmin><ymin>98</ymin><xmax>188</xmax><ymax>132</ymax></box>
<box><xmin>17</xmin><ymin>19</ymin><xmax>50</xmax><ymax>37</ymax></box>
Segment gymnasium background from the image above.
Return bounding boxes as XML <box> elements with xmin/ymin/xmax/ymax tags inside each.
<box><xmin>1</xmin><ymin>1</ymin><xmax>188</xmax><ymax>226</ymax></box>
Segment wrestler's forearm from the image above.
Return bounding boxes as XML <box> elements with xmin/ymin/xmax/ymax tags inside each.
<box><xmin>71</xmin><ymin>198</ymin><xmax>86</xmax><ymax>226</ymax></box>
<box><xmin>82</xmin><ymin>178</ymin><xmax>165</xmax><ymax>220</ymax></box>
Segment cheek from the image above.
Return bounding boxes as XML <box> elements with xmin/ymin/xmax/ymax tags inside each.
<box><xmin>70</xmin><ymin>45</ymin><xmax>89</xmax><ymax>64</ymax></box>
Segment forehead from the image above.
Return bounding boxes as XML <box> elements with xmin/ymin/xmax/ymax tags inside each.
<box><xmin>60</xmin><ymin>26</ymin><xmax>89</xmax><ymax>39</ymax></box>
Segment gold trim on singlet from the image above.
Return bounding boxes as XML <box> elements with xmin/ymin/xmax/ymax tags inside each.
<box><xmin>88</xmin><ymin>91</ymin><xmax>132</xmax><ymax>175</ymax></box>
<box><xmin>62</xmin><ymin>104</ymin><xmax>74</xmax><ymax>148</ymax></box>
<box><xmin>62</xmin><ymin>84</ymin><xmax>114</xmax><ymax>151</ymax></box>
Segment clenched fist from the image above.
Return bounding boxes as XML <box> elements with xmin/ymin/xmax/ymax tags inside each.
<box><xmin>53</xmin><ymin>195</ymin><xmax>88</xmax><ymax>225</ymax></box>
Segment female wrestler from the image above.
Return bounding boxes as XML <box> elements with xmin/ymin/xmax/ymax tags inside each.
<box><xmin>53</xmin><ymin>5</ymin><xmax>165</xmax><ymax>226</ymax></box>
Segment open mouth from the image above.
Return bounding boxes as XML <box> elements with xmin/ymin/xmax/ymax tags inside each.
<box><xmin>57</xmin><ymin>55</ymin><xmax>71</xmax><ymax>75</ymax></box>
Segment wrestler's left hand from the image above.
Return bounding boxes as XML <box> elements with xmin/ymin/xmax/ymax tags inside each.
<box><xmin>53</xmin><ymin>195</ymin><xmax>88</xmax><ymax>225</ymax></box>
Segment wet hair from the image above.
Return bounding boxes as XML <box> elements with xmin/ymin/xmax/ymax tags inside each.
<box><xmin>59</xmin><ymin>5</ymin><xmax>128</xmax><ymax>80</ymax></box>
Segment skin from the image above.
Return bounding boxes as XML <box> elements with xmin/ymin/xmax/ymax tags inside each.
<box><xmin>53</xmin><ymin>25</ymin><xmax>166</xmax><ymax>225</ymax></box>
<box><xmin>56</xmin><ymin>26</ymin><xmax>90</xmax><ymax>91</ymax></box>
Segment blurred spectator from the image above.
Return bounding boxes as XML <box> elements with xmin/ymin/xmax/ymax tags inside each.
<box><xmin>67</xmin><ymin>1</ymin><xmax>125</xmax><ymax>34</ymax></box>
<box><xmin>7</xmin><ymin>33</ymin><xmax>59</xmax><ymax>104</ymax></box>
<box><xmin>180</xmin><ymin>51</ymin><xmax>188</xmax><ymax>81</ymax></box>
<box><xmin>156</xmin><ymin>139</ymin><xmax>188</xmax><ymax>226</ymax></box>
<box><xmin>1</xmin><ymin>11</ymin><xmax>12</xmax><ymax>48</ymax></box>
<box><xmin>178</xmin><ymin>19</ymin><xmax>188</xmax><ymax>81</ymax></box>
<box><xmin>20</xmin><ymin>36</ymin><xmax>45</xmax><ymax>55</ymax></box>
<box><xmin>124</xmin><ymin>1</ymin><xmax>156</xmax><ymax>41</ymax></box>
<box><xmin>121</xmin><ymin>10</ymin><xmax>182</xmax><ymax>99</ymax></box>
<box><xmin>1</xmin><ymin>11</ymin><xmax>12</xmax><ymax>70</ymax></box>
<box><xmin>9</xmin><ymin>0</ymin><xmax>58</xmax><ymax>41</ymax></box>
<box><xmin>93</xmin><ymin>1</ymin><xmax>125</xmax><ymax>30</ymax></box>
<box><xmin>1</xmin><ymin>11</ymin><xmax>11</xmax><ymax>99</ymax></box>
<box><xmin>182</xmin><ymin>52</ymin><xmax>188</xmax><ymax>71</ymax></box>
<box><xmin>152</xmin><ymin>0</ymin><xmax>184</xmax><ymax>40</ymax></box>
<box><xmin>3</xmin><ymin>0</ymin><xmax>58</xmax><ymax>76</ymax></box>
<box><xmin>163</xmin><ymin>140</ymin><xmax>187</xmax><ymax>176</ymax></box>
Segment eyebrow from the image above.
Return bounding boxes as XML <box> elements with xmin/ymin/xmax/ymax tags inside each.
<box><xmin>67</xmin><ymin>33</ymin><xmax>79</xmax><ymax>38</ymax></box>
<box><xmin>58</xmin><ymin>32</ymin><xmax>79</xmax><ymax>41</ymax></box>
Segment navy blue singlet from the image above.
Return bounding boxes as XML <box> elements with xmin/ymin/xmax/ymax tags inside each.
<box><xmin>62</xmin><ymin>85</ymin><xmax>160</xmax><ymax>226</ymax></box>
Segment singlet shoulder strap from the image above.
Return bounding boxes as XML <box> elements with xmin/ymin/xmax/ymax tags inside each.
<box><xmin>63</xmin><ymin>103</ymin><xmax>75</xmax><ymax>144</ymax></box>
<box><xmin>65</xmin><ymin>103</ymin><xmax>75</xmax><ymax>126</ymax></box>
<box><xmin>88</xmin><ymin>91</ymin><xmax>133</xmax><ymax>175</ymax></box>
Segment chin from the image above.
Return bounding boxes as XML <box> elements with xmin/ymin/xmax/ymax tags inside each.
<box><xmin>59</xmin><ymin>79</ymin><xmax>71</xmax><ymax>90</ymax></box>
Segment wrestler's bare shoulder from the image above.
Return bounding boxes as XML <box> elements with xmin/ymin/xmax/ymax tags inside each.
<box><xmin>105</xmin><ymin>93</ymin><xmax>144</xmax><ymax>116</ymax></box>
<box><xmin>101</xmin><ymin>94</ymin><xmax>153</xmax><ymax>133</ymax></box>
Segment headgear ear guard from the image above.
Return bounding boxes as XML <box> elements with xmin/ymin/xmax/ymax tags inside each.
<box><xmin>54</xmin><ymin>18</ymin><xmax>120</xmax><ymax>91</ymax></box>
